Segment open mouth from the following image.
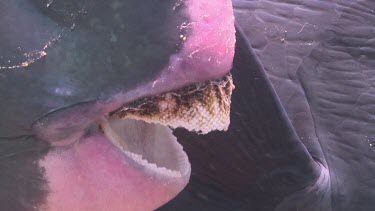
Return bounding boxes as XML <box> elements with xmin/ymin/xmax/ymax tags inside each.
<box><xmin>99</xmin><ymin>74</ymin><xmax>234</xmax><ymax>178</ymax></box>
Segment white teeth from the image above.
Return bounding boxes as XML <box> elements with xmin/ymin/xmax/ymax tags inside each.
<box><xmin>122</xmin><ymin>150</ymin><xmax>182</xmax><ymax>177</ymax></box>
<box><xmin>100</xmin><ymin>117</ymin><xmax>183</xmax><ymax>178</ymax></box>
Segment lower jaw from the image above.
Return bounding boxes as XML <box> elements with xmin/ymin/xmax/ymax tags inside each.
<box><xmin>40</xmin><ymin>123</ymin><xmax>191</xmax><ymax>211</ymax></box>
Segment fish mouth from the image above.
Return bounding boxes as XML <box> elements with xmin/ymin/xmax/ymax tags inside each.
<box><xmin>38</xmin><ymin>74</ymin><xmax>235</xmax><ymax>211</ymax></box>
<box><xmin>99</xmin><ymin>74</ymin><xmax>234</xmax><ymax>179</ymax></box>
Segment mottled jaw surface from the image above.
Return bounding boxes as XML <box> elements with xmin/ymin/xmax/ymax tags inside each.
<box><xmin>101</xmin><ymin>74</ymin><xmax>234</xmax><ymax>177</ymax></box>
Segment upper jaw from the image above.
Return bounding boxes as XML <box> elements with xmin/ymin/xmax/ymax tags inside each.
<box><xmin>31</xmin><ymin>0</ymin><xmax>236</xmax><ymax>149</ymax></box>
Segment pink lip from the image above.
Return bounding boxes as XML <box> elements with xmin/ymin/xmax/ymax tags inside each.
<box><xmin>40</xmin><ymin>125</ymin><xmax>191</xmax><ymax>211</ymax></box>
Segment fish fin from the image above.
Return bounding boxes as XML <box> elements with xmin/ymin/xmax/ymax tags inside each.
<box><xmin>160</xmin><ymin>24</ymin><xmax>322</xmax><ymax>211</ymax></box>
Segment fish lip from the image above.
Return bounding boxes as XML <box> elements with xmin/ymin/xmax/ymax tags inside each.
<box><xmin>99</xmin><ymin>116</ymin><xmax>191</xmax><ymax>180</ymax></box>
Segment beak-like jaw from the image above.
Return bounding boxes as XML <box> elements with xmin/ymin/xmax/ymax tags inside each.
<box><xmin>39</xmin><ymin>74</ymin><xmax>234</xmax><ymax>211</ymax></box>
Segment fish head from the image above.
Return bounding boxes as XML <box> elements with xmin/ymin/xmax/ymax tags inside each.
<box><xmin>0</xmin><ymin>0</ymin><xmax>235</xmax><ymax>210</ymax></box>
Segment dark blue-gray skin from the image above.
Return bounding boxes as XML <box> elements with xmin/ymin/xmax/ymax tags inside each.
<box><xmin>1</xmin><ymin>1</ymin><xmax>374</xmax><ymax>211</ymax></box>
<box><xmin>159</xmin><ymin>0</ymin><xmax>375</xmax><ymax>211</ymax></box>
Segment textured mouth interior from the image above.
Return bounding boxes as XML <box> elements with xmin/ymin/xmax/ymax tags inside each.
<box><xmin>112</xmin><ymin>74</ymin><xmax>234</xmax><ymax>134</ymax></box>
<box><xmin>101</xmin><ymin>118</ymin><xmax>188</xmax><ymax>177</ymax></box>
<box><xmin>102</xmin><ymin>74</ymin><xmax>234</xmax><ymax>176</ymax></box>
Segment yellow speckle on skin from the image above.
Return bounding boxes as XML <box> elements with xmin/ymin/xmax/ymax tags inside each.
<box><xmin>179</xmin><ymin>34</ymin><xmax>187</xmax><ymax>41</ymax></box>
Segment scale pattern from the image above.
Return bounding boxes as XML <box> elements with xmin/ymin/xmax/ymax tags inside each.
<box><xmin>113</xmin><ymin>74</ymin><xmax>234</xmax><ymax>134</ymax></box>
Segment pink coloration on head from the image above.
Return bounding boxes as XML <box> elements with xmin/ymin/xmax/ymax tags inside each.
<box><xmin>40</xmin><ymin>134</ymin><xmax>190</xmax><ymax>211</ymax></box>
<box><xmin>170</xmin><ymin>0</ymin><xmax>235</xmax><ymax>80</ymax></box>
<box><xmin>155</xmin><ymin>0</ymin><xmax>236</xmax><ymax>89</ymax></box>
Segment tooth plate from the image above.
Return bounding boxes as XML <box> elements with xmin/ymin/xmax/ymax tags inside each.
<box><xmin>114</xmin><ymin>74</ymin><xmax>234</xmax><ymax>134</ymax></box>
